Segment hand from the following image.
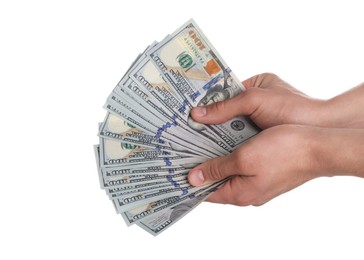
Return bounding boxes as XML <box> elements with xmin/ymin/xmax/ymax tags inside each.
<box><xmin>192</xmin><ymin>73</ymin><xmax>327</xmax><ymax>129</ymax></box>
<box><xmin>192</xmin><ymin>73</ymin><xmax>364</xmax><ymax>129</ymax></box>
<box><xmin>188</xmin><ymin>125</ymin><xmax>364</xmax><ymax>206</ymax></box>
<box><xmin>188</xmin><ymin>125</ymin><xmax>322</xmax><ymax>206</ymax></box>
<box><xmin>187</xmin><ymin>73</ymin><xmax>364</xmax><ymax>206</ymax></box>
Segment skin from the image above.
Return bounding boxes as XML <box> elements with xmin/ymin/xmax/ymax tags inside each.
<box><xmin>187</xmin><ymin>73</ymin><xmax>364</xmax><ymax>206</ymax></box>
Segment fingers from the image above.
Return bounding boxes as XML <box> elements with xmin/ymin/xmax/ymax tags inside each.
<box><xmin>205</xmin><ymin>180</ymin><xmax>235</xmax><ymax>204</ymax></box>
<box><xmin>205</xmin><ymin>176</ymin><xmax>264</xmax><ymax>206</ymax></box>
<box><xmin>191</xmin><ymin>88</ymin><xmax>263</xmax><ymax>125</ymax></box>
<box><xmin>191</xmin><ymin>73</ymin><xmax>279</xmax><ymax>125</ymax></box>
<box><xmin>242</xmin><ymin>74</ymin><xmax>261</xmax><ymax>89</ymax></box>
<box><xmin>188</xmin><ymin>154</ymin><xmax>238</xmax><ymax>186</ymax></box>
<box><xmin>190</xmin><ymin>97</ymin><xmax>237</xmax><ymax>124</ymax></box>
<box><xmin>242</xmin><ymin>73</ymin><xmax>278</xmax><ymax>89</ymax></box>
<box><xmin>244</xmin><ymin>73</ymin><xmax>306</xmax><ymax>95</ymax></box>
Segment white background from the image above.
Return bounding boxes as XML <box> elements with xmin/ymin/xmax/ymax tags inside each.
<box><xmin>1</xmin><ymin>0</ymin><xmax>363</xmax><ymax>259</ymax></box>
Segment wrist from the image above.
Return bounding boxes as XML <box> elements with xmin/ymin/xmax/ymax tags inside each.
<box><xmin>304</xmin><ymin>99</ymin><xmax>332</xmax><ymax>127</ymax></box>
<box><xmin>311</xmin><ymin>128</ymin><xmax>364</xmax><ymax>178</ymax></box>
<box><xmin>305</xmin><ymin>98</ymin><xmax>357</xmax><ymax>129</ymax></box>
<box><xmin>318</xmin><ymin>98</ymin><xmax>349</xmax><ymax>128</ymax></box>
<box><xmin>318</xmin><ymin>84</ymin><xmax>364</xmax><ymax>128</ymax></box>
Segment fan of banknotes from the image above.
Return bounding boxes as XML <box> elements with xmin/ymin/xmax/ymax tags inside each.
<box><xmin>94</xmin><ymin>19</ymin><xmax>260</xmax><ymax>236</ymax></box>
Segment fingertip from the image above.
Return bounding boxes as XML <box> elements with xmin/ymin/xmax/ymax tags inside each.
<box><xmin>188</xmin><ymin>169</ymin><xmax>205</xmax><ymax>186</ymax></box>
<box><xmin>191</xmin><ymin>106</ymin><xmax>207</xmax><ymax>118</ymax></box>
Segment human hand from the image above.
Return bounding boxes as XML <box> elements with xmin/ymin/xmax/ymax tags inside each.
<box><xmin>187</xmin><ymin>73</ymin><xmax>364</xmax><ymax>206</ymax></box>
<box><xmin>188</xmin><ymin>125</ymin><xmax>323</xmax><ymax>206</ymax></box>
<box><xmin>191</xmin><ymin>73</ymin><xmax>327</xmax><ymax>129</ymax></box>
<box><xmin>188</xmin><ymin>123</ymin><xmax>364</xmax><ymax>206</ymax></box>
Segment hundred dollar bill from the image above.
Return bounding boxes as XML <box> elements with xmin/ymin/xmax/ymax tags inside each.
<box><xmin>101</xmin><ymin>137</ymin><xmax>184</xmax><ymax>160</ymax></box>
<box><xmin>111</xmin><ymin>178</ymin><xmax>191</xmax><ymax>203</ymax></box>
<box><xmin>106</xmin><ymin>89</ymin><xmax>222</xmax><ymax>157</ymax></box>
<box><xmin>108</xmin><ymin>179</ymin><xmax>190</xmax><ymax>199</ymax></box>
<box><xmin>101</xmin><ymin>169</ymin><xmax>188</xmax><ymax>189</ymax></box>
<box><xmin>102</xmin><ymin>166</ymin><xmax>197</xmax><ymax>197</ymax></box>
<box><xmin>148</xmin><ymin>19</ymin><xmax>260</xmax><ymax>152</ymax></box>
<box><xmin>112</xmin><ymin>75</ymin><xmax>224</xmax><ymax>156</ymax></box>
<box><xmin>114</xmin><ymin>77</ymin><xmax>184</xmax><ymax>137</ymax></box>
<box><xmin>99</xmin><ymin>113</ymin><xmax>200</xmax><ymax>157</ymax></box>
<box><xmin>105</xmin><ymin>94</ymin><xmax>218</xmax><ymax>158</ymax></box>
<box><xmin>130</xmin><ymin>56</ymin><xmax>232</xmax><ymax>154</ymax></box>
<box><xmin>102</xmin><ymin>164</ymin><xmax>197</xmax><ymax>178</ymax></box>
<box><xmin>136</xmin><ymin>182</ymin><xmax>222</xmax><ymax>236</ymax></box>
<box><xmin>121</xmin><ymin>197</ymin><xmax>181</xmax><ymax>226</ymax></box>
<box><xmin>103</xmin><ymin>176</ymin><xmax>192</xmax><ymax>199</ymax></box>
<box><xmin>113</xmin><ymin>180</ymin><xmax>216</xmax><ymax>213</ymax></box>
<box><xmin>100</xmin><ymin>163</ymin><xmax>192</xmax><ymax>185</ymax></box>
<box><xmin>98</xmin><ymin>112</ymin><xmax>169</xmax><ymax>147</ymax></box>
<box><xmin>119</xmin><ymin>196</ymin><xmax>179</xmax><ymax>226</ymax></box>
<box><xmin>100</xmin><ymin>168</ymin><xmax>189</xmax><ymax>190</ymax></box>
<box><xmin>122</xmin><ymin>179</ymin><xmax>226</xmax><ymax>227</ymax></box>
<box><xmin>109</xmin><ymin>180</ymin><xmax>189</xmax><ymax>196</ymax></box>
<box><xmin>94</xmin><ymin>145</ymin><xmax>195</xmax><ymax>195</ymax></box>
<box><xmin>102</xmin><ymin>171</ymin><xmax>191</xmax><ymax>192</ymax></box>
<box><xmin>99</xmin><ymin>137</ymin><xmax>204</xmax><ymax>168</ymax></box>
<box><xmin>105</xmin><ymin>179</ymin><xmax>188</xmax><ymax>198</ymax></box>
<box><xmin>129</xmin><ymin>57</ymin><xmax>227</xmax><ymax>156</ymax></box>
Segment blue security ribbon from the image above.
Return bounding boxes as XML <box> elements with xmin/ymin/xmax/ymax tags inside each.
<box><xmin>163</xmin><ymin>158</ymin><xmax>172</xmax><ymax>166</ymax></box>
<box><xmin>178</xmin><ymin>100</ymin><xmax>189</xmax><ymax>113</ymax></box>
<box><xmin>154</xmin><ymin>114</ymin><xmax>179</xmax><ymax>139</ymax></box>
<box><xmin>202</xmin><ymin>73</ymin><xmax>223</xmax><ymax>91</ymax></box>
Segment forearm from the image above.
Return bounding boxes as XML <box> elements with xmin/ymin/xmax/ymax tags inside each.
<box><xmin>319</xmin><ymin>83</ymin><xmax>364</xmax><ymax>129</ymax></box>
<box><xmin>313</xmin><ymin>127</ymin><xmax>364</xmax><ymax>178</ymax></box>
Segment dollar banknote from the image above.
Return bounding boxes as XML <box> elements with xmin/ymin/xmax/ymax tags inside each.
<box><xmin>94</xmin><ymin>19</ymin><xmax>261</xmax><ymax>236</ymax></box>
<box><xmin>99</xmin><ymin>136</ymin><xmax>205</xmax><ymax>168</ymax></box>
<box><xmin>99</xmin><ymin>113</ymin><xmax>202</xmax><ymax>157</ymax></box>
<box><xmin>147</xmin><ymin>20</ymin><xmax>260</xmax><ymax>153</ymax></box>
<box><xmin>136</xmin><ymin>181</ymin><xmax>225</xmax><ymax>235</ymax></box>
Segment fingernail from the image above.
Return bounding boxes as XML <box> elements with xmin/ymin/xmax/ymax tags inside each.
<box><xmin>193</xmin><ymin>107</ymin><xmax>207</xmax><ymax>117</ymax></box>
<box><xmin>189</xmin><ymin>169</ymin><xmax>205</xmax><ymax>186</ymax></box>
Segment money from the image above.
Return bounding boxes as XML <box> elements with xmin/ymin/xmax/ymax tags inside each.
<box><xmin>137</xmin><ymin>181</ymin><xmax>225</xmax><ymax>235</ymax></box>
<box><xmin>148</xmin><ymin>21</ymin><xmax>260</xmax><ymax>152</ymax></box>
<box><xmin>99</xmin><ymin>113</ymin><xmax>201</xmax><ymax>156</ymax></box>
<box><xmin>99</xmin><ymin>136</ymin><xmax>205</xmax><ymax>168</ymax></box>
<box><xmin>94</xmin><ymin>19</ymin><xmax>260</xmax><ymax>236</ymax></box>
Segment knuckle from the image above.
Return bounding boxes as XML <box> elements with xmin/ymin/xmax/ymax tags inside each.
<box><xmin>245</xmin><ymin>73</ymin><xmax>280</xmax><ymax>89</ymax></box>
<box><xmin>205</xmin><ymin>160</ymin><xmax>225</xmax><ymax>181</ymax></box>
<box><xmin>260</xmin><ymin>72</ymin><xmax>279</xmax><ymax>80</ymax></box>
<box><xmin>257</xmin><ymin>73</ymin><xmax>280</xmax><ymax>88</ymax></box>
<box><xmin>210</xmin><ymin>100</ymin><xmax>226</xmax><ymax>112</ymax></box>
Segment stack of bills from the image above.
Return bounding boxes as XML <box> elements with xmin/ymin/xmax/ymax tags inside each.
<box><xmin>94</xmin><ymin>19</ymin><xmax>260</xmax><ymax>236</ymax></box>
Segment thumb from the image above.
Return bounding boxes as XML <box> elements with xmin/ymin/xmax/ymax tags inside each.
<box><xmin>191</xmin><ymin>88</ymin><xmax>262</xmax><ymax>125</ymax></box>
<box><xmin>188</xmin><ymin>154</ymin><xmax>237</xmax><ymax>186</ymax></box>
